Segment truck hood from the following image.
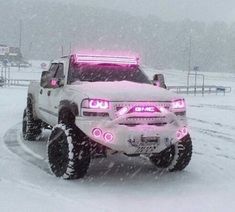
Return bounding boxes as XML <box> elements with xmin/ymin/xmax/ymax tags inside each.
<box><xmin>70</xmin><ymin>81</ymin><xmax>181</xmax><ymax>102</ymax></box>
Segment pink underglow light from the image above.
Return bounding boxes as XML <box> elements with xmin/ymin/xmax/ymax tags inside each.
<box><xmin>89</xmin><ymin>99</ymin><xmax>109</xmax><ymax>109</ymax></box>
<box><xmin>92</xmin><ymin>128</ymin><xmax>102</xmax><ymax>138</ymax></box>
<box><xmin>176</xmin><ymin>127</ymin><xmax>188</xmax><ymax>140</ymax></box>
<box><xmin>74</xmin><ymin>53</ymin><xmax>139</xmax><ymax>66</ymax></box>
<box><xmin>103</xmin><ymin>132</ymin><xmax>114</xmax><ymax>142</ymax></box>
<box><xmin>172</xmin><ymin>99</ymin><xmax>186</xmax><ymax>109</ymax></box>
<box><xmin>51</xmin><ymin>79</ymin><xmax>57</xmax><ymax>86</ymax></box>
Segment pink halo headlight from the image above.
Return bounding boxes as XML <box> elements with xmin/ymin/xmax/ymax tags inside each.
<box><xmin>92</xmin><ymin>128</ymin><xmax>102</xmax><ymax>138</ymax></box>
<box><xmin>172</xmin><ymin>99</ymin><xmax>186</xmax><ymax>109</ymax></box>
<box><xmin>89</xmin><ymin>99</ymin><xmax>109</xmax><ymax>109</ymax></box>
<box><xmin>103</xmin><ymin>132</ymin><xmax>114</xmax><ymax>142</ymax></box>
<box><xmin>176</xmin><ymin>127</ymin><xmax>188</xmax><ymax>140</ymax></box>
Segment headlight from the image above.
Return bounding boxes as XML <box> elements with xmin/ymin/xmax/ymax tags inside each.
<box><xmin>82</xmin><ymin>99</ymin><xmax>109</xmax><ymax>109</ymax></box>
<box><xmin>171</xmin><ymin>99</ymin><xmax>186</xmax><ymax>110</ymax></box>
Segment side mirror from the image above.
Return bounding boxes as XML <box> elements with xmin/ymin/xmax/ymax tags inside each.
<box><xmin>40</xmin><ymin>71</ymin><xmax>65</xmax><ymax>88</ymax></box>
<box><xmin>153</xmin><ymin>74</ymin><xmax>167</xmax><ymax>89</ymax></box>
<box><xmin>50</xmin><ymin>78</ymin><xmax>65</xmax><ymax>88</ymax></box>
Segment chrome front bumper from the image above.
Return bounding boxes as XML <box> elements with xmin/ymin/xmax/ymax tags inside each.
<box><xmin>75</xmin><ymin>111</ymin><xmax>187</xmax><ymax>155</ymax></box>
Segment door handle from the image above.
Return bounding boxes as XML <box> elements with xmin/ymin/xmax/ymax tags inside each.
<box><xmin>40</xmin><ymin>89</ymin><xmax>43</xmax><ymax>94</ymax></box>
<box><xmin>47</xmin><ymin>90</ymin><xmax>51</xmax><ymax>96</ymax></box>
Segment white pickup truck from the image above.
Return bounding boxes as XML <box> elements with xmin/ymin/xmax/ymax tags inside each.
<box><xmin>22</xmin><ymin>53</ymin><xmax>192</xmax><ymax>179</ymax></box>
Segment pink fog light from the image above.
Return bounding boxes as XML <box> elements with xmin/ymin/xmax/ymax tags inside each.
<box><xmin>89</xmin><ymin>99</ymin><xmax>109</xmax><ymax>109</ymax></box>
<box><xmin>182</xmin><ymin>127</ymin><xmax>188</xmax><ymax>135</ymax></box>
<box><xmin>103</xmin><ymin>132</ymin><xmax>114</xmax><ymax>142</ymax></box>
<box><xmin>92</xmin><ymin>128</ymin><xmax>102</xmax><ymax>138</ymax></box>
<box><xmin>176</xmin><ymin>127</ymin><xmax>188</xmax><ymax>140</ymax></box>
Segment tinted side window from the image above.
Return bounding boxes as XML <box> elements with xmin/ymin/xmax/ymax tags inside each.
<box><xmin>48</xmin><ymin>63</ymin><xmax>58</xmax><ymax>78</ymax></box>
<box><xmin>55</xmin><ymin>63</ymin><xmax>64</xmax><ymax>79</ymax></box>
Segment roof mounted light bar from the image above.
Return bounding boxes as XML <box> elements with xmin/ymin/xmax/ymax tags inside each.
<box><xmin>74</xmin><ymin>53</ymin><xmax>139</xmax><ymax>66</ymax></box>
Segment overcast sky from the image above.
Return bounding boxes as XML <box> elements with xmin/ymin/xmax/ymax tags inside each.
<box><xmin>61</xmin><ymin>0</ymin><xmax>235</xmax><ymax>23</ymax></box>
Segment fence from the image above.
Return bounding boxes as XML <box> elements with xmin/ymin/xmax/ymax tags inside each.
<box><xmin>0</xmin><ymin>79</ymin><xmax>232</xmax><ymax>96</ymax></box>
<box><xmin>0</xmin><ymin>79</ymin><xmax>32</xmax><ymax>87</ymax></box>
<box><xmin>168</xmin><ymin>85</ymin><xmax>232</xmax><ymax>95</ymax></box>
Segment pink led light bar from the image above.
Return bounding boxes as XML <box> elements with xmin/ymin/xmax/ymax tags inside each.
<box><xmin>176</xmin><ymin>127</ymin><xmax>188</xmax><ymax>140</ymax></box>
<box><xmin>74</xmin><ymin>54</ymin><xmax>139</xmax><ymax>65</ymax></box>
<box><xmin>89</xmin><ymin>99</ymin><xmax>109</xmax><ymax>109</ymax></box>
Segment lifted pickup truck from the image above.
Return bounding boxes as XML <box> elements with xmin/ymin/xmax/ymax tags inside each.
<box><xmin>22</xmin><ymin>53</ymin><xmax>192</xmax><ymax>179</ymax></box>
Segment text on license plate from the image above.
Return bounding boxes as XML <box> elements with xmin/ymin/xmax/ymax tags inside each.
<box><xmin>135</xmin><ymin>145</ymin><xmax>159</xmax><ymax>154</ymax></box>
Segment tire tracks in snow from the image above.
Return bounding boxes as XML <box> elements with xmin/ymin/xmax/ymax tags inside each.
<box><xmin>3</xmin><ymin>124</ymin><xmax>51</xmax><ymax>174</ymax></box>
<box><xmin>189</xmin><ymin>104</ymin><xmax>235</xmax><ymax>112</ymax></box>
<box><xmin>189</xmin><ymin>117</ymin><xmax>235</xmax><ymax>162</ymax></box>
<box><xmin>189</xmin><ymin>117</ymin><xmax>235</xmax><ymax>143</ymax></box>
<box><xmin>189</xmin><ymin>117</ymin><xmax>235</xmax><ymax>131</ymax></box>
<box><xmin>191</xmin><ymin>125</ymin><xmax>234</xmax><ymax>143</ymax></box>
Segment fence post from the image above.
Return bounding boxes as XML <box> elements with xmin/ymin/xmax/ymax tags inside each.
<box><xmin>202</xmin><ymin>74</ymin><xmax>205</xmax><ymax>96</ymax></box>
<box><xmin>1</xmin><ymin>67</ymin><xmax>3</xmax><ymax>78</ymax></box>
<box><xmin>4</xmin><ymin>67</ymin><xmax>7</xmax><ymax>87</ymax></box>
<box><xmin>194</xmin><ymin>71</ymin><xmax>197</xmax><ymax>96</ymax></box>
<box><xmin>187</xmin><ymin>73</ymin><xmax>189</xmax><ymax>95</ymax></box>
<box><xmin>8</xmin><ymin>67</ymin><xmax>10</xmax><ymax>86</ymax></box>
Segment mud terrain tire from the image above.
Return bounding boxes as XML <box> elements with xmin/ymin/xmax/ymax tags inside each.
<box><xmin>48</xmin><ymin>123</ymin><xmax>91</xmax><ymax>179</ymax></box>
<box><xmin>22</xmin><ymin>97</ymin><xmax>42</xmax><ymax>141</ymax></box>
<box><xmin>150</xmin><ymin>134</ymin><xmax>192</xmax><ymax>171</ymax></box>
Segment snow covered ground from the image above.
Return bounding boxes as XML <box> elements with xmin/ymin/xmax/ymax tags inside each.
<box><xmin>0</xmin><ymin>65</ymin><xmax>235</xmax><ymax>212</ymax></box>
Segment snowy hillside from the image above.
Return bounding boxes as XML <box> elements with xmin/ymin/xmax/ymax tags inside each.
<box><xmin>0</xmin><ymin>66</ymin><xmax>235</xmax><ymax>212</ymax></box>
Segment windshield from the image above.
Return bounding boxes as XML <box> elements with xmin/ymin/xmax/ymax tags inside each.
<box><xmin>68</xmin><ymin>62</ymin><xmax>151</xmax><ymax>84</ymax></box>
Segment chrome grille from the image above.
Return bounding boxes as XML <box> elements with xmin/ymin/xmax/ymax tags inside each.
<box><xmin>112</xmin><ymin>101</ymin><xmax>170</xmax><ymax>125</ymax></box>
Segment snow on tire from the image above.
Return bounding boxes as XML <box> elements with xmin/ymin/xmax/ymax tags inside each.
<box><xmin>47</xmin><ymin>123</ymin><xmax>91</xmax><ymax>179</ymax></box>
<box><xmin>150</xmin><ymin>134</ymin><xmax>192</xmax><ymax>171</ymax></box>
<box><xmin>22</xmin><ymin>97</ymin><xmax>42</xmax><ymax>141</ymax></box>
<box><xmin>169</xmin><ymin>134</ymin><xmax>192</xmax><ymax>171</ymax></box>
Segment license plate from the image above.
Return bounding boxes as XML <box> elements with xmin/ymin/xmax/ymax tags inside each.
<box><xmin>135</xmin><ymin>145</ymin><xmax>159</xmax><ymax>154</ymax></box>
<box><xmin>141</xmin><ymin>136</ymin><xmax>159</xmax><ymax>145</ymax></box>
<box><xmin>128</xmin><ymin>136</ymin><xmax>160</xmax><ymax>153</ymax></box>
<box><xmin>133</xmin><ymin>136</ymin><xmax>160</xmax><ymax>153</ymax></box>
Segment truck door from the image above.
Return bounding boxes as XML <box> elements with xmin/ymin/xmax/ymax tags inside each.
<box><xmin>38</xmin><ymin>63</ymin><xmax>59</xmax><ymax>125</ymax></box>
<box><xmin>47</xmin><ymin>63</ymin><xmax>65</xmax><ymax>125</ymax></box>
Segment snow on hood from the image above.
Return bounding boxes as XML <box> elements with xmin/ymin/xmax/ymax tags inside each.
<box><xmin>70</xmin><ymin>81</ymin><xmax>181</xmax><ymax>102</ymax></box>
